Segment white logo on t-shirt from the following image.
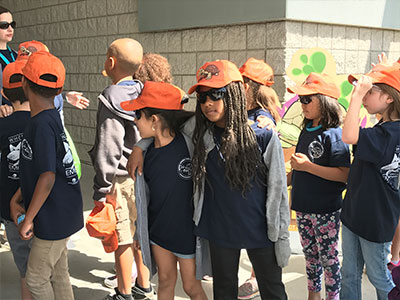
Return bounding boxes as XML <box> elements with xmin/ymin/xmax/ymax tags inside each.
<box><xmin>21</xmin><ymin>139</ymin><xmax>33</xmax><ymax>161</ymax></box>
<box><xmin>7</xmin><ymin>142</ymin><xmax>20</xmax><ymax>179</ymax></box>
<box><xmin>308</xmin><ymin>140</ymin><xmax>324</xmax><ymax>160</ymax></box>
<box><xmin>60</xmin><ymin>132</ymin><xmax>78</xmax><ymax>185</ymax></box>
<box><xmin>380</xmin><ymin>145</ymin><xmax>400</xmax><ymax>190</ymax></box>
<box><xmin>178</xmin><ymin>157</ymin><xmax>192</xmax><ymax>180</ymax></box>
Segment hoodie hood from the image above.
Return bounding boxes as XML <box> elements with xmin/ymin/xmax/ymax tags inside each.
<box><xmin>98</xmin><ymin>80</ymin><xmax>143</xmax><ymax>121</ymax></box>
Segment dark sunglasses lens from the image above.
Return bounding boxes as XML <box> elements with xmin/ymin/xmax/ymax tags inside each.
<box><xmin>10</xmin><ymin>21</ymin><xmax>16</xmax><ymax>29</ymax></box>
<box><xmin>135</xmin><ymin>110</ymin><xmax>141</xmax><ymax>120</ymax></box>
<box><xmin>299</xmin><ymin>96</ymin><xmax>312</xmax><ymax>104</ymax></box>
<box><xmin>0</xmin><ymin>21</ymin><xmax>16</xmax><ymax>29</ymax></box>
<box><xmin>197</xmin><ymin>93</ymin><xmax>207</xmax><ymax>104</ymax></box>
<box><xmin>209</xmin><ymin>90</ymin><xmax>225</xmax><ymax>101</ymax></box>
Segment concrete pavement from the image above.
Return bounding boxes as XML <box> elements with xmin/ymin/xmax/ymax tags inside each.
<box><xmin>1</xmin><ymin>164</ymin><xmax>377</xmax><ymax>299</ymax></box>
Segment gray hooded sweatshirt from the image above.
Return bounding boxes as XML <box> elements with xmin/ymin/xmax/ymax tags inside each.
<box><xmin>89</xmin><ymin>80</ymin><xmax>143</xmax><ymax>202</ymax></box>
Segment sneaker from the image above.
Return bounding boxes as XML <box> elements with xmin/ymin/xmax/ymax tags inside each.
<box><xmin>104</xmin><ymin>275</ymin><xmax>136</xmax><ymax>289</ymax></box>
<box><xmin>131</xmin><ymin>284</ymin><xmax>155</xmax><ymax>300</ymax></box>
<box><xmin>238</xmin><ymin>277</ymin><xmax>259</xmax><ymax>300</ymax></box>
<box><xmin>388</xmin><ymin>261</ymin><xmax>400</xmax><ymax>272</ymax></box>
<box><xmin>103</xmin><ymin>288</ymin><xmax>133</xmax><ymax>300</ymax></box>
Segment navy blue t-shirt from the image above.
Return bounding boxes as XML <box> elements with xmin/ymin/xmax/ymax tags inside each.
<box><xmin>247</xmin><ymin>107</ymin><xmax>276</xmax><ymax>125</ymax></box>
<box><xmin>20</xmin><ymin>109</ymin><xmax>83</xmax><ymax>240</ymax></box>
<box><xmin>144</xmin><ymin>132</ymin><xmax>195</xmax><ymax>254</ymax></box>
<box><xmin>291</xmin><ymin>124</ymin><xmax>350</xmax><ymax>213</ymax></box>
<box><xmin>195</xmin><ymin>125</ymin><xmax>273</xmax><ymax>249</ymax></box>
<box><xmin>341</xmin><ymin>121</ymin><xmax>400</xmax><ymax>243</ymax></box>
<box><xmin>0</xmin><ymin>111</ymin><xmax>30</xmax><ymax>221</ymax></box>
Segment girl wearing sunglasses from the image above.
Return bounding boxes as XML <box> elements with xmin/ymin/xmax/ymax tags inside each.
<box><xmin>287</xmin><ymin>73</ymin><xmax>350</xmax><ymax>300</ymax></box>
<box><xmin>0</xmin><ymin>6</ymin><xmax>16</xmax><ymax>105</ymax></box>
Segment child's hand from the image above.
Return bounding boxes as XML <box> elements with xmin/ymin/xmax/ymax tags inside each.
<box><xmin>127</xmin><ymin>146</ymin><xmax>144</xmax><ymax>181</ymax></box>
<box><xmin>10</xmin><ymin>200</ymin><xmax>25</xmax><ymax>225</ymax></box>
<box><xmin>256</xmin><ymin>116</ymin><xmax>276</xmax><ymax>131</ymax></box>
<box><xmin>65</xmin><ymin>91</ymin><xmax>90</xmax><ymax>110</ymax></box>
<box><xmin>133</xmin><ymin>239</ymin><xmax>141</xmax><ymax>250</ymax></box>
<box><xmin>352</xmin><ymin>75</ymin><xmax>373</xmax><ymax>99</ymax></box>
<box><xmin>19</xmin><ymin>219</ymin><xmax>34</xmax><ymax>240</ymax></box>
<box><xmin>290</xmin><ymin>153</ymin><xmax>311</xmax><ymax>172</ymax></box>
<box><xmin>0</xmin><ymin>104</ymin><xmax>14</xmax><ymax>118</ymax></box>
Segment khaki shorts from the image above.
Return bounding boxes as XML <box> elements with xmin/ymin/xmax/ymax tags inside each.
<box><xmin>106</xmin><ymin>175</ymin><xmax>136</xmax><ymax>246</ymax></box>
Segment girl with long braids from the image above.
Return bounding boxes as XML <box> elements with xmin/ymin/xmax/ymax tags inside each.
<box><xmin>128</xmin><ymin>60</ymin><xmax>290</xmax><ymax>300</ymax></box>
<box><xmin>186</xmin><ymin>60</ymin><xmax>290</xmax><ymax>300</ymax></box>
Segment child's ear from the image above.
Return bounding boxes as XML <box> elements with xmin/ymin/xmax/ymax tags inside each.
<box><xmin>244</xmin><ymin>82</ymin><xmax>250</xmax><ymax>92</ymax></box>
<box><xmin>109</xmin><ymin>56</ymin><xmax>116</xmax><ymax>70</ymax></box>
<box><xmin>386</xmin><ymin>95</ymin><xmax>394</xmax><ymax>104</ymax></box>
<box><xmin>56</xmin><ymin>87</ymin><xmax>63</xmax><ymax>96</ymax></box>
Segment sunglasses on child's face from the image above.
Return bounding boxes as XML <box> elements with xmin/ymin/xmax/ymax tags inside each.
<box><xmin>197</xmin><ymin>87</ymin><xmax>227</xmax><ymax>104</ymax></box>
<box><xmin>299</xmin><ymin>95</ymin><xmax>313</xmax><ymax>105</ymax></box>
<box><xmin>135</xmin><ymin>109</ymin><xmax>142</xmax><ymax>120</ymax></box>
<box><xmin>0</xmin><ymin>21</ymin><xmax>16</xmax><ymax>30</ymax></box>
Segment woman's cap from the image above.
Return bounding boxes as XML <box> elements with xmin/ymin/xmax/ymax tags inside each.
<box><xmin>239</xmin><ymin>58</ymin><xmax>274</xmax><ymax>86</ymax></box>
<box><xmin>2</xmin><ymin>60</ymin><xmax>26</xmax><ymax>89</ymax></box>
<box><xmin>17</xmin><ymin>40</ymin><xmax>49</xmax><ymax>60</ymax></box>
<box><xmin>348</xmin><ymin>63</ymin><xmax>400</xmax><ymax>93</ymax></box>
<box><xmin>188</xmin><ymin>60</ymin><xmax>243</xmax><ymax>94</ymax></box>
<box><xmin>22</xmin><ymin>51</ymin><xmax>65</xmax><ymax>89</ymax></box>
<box><xmin>287</xmin><ymin>72</ymin><xmax>340</xmax><ymax>99</ymax></box>
<box><xmin>121</xmin><ymin>81</ymin><xmax>188</xmax><ymax>111</ymax></box>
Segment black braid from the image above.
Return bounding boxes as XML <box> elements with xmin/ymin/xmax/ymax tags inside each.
<box><xmin>192</xmin><ymin>81</ymin><xmax>266</xmax><ymax>195</ymax></box>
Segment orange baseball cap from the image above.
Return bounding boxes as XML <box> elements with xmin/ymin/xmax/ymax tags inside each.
<box><xmin>22</xmin><ymin>51</ymin><xmax>65</xmax><ymax>89</ymax></box>
<box><xmin>2</xmin><ymin>60</ymin><xmax>27</xmax><ymax>89</ymax></box>
<box><xmin>121</xmin><ymin>81</ymin><xmax>188</xmax><ymax>111</ymax></box>
<box><xmin>287</xmin><ymin>72</ymin><xmax>340</xmax><ymax>99</ymax></box>
<box><xmin>239</xmin><ymin>58</ymin><xmax>274</xmax><ymax>86</ymax></box>
<box><xmin>17</xmin><ymin>40</ymin><xmax>49</xmax><ymax>60</ymax></box>
<box><xmin>188</xmin><ymin>60</ymin><xmax>243</xmax><ymax>94</ymax></box>
<box><xmin>86</xmin><ymin>203</ymin><xmax>118</xmax><ymax>253</ymax></box>
<box><xmin>348</xmin><ymin>64</ymin><xmax>400</xmax><ymax>93</ymax></box>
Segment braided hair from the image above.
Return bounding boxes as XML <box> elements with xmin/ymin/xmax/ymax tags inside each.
<box><xmin>192</xmin><ymin>81</ymin><xmax>266</xmax><ymax>195</ymax></box>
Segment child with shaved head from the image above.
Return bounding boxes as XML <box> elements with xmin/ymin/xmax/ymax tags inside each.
<box><xmin>89</xmin><ymin>38</ymin><xmax>146</xmax><ymax>300</ymax></box>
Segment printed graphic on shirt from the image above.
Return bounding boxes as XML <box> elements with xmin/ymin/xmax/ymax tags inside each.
<box><xmin>380</xmin><ymin>145</ymin><xmax>400</xmax><ymax>190</ymax></box>
<box><xmin>61</xmin><ymin>132</ymin><xmax>79</xmax><ymax>185</ymax></box>
<box><xmin>7</xmin><ymin>133</ymin><xmax>23</xmax><ymax>180</ymax></box>
<box><xmin>177</xmin><ymin>157</ymin><xmax>192</xmax><ymax>180</ymax></box>
<box><xmin>308</xmin><ymin>140</ymin><xmax>324</xmax><ymax>160</ymax></box>
<box><xmin>21</xmin><ymin>138</ymin><xmax>33</xmax><ymax>161</ymax></box>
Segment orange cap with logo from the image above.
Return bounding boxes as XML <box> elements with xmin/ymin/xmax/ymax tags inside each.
<box><xmin>239</xmin><ymin>58</ymin><xmax>274</xmax><ymax>86</ymax></box>
<box><xmin>2</xmin><ymin>60</ymin><xmax>27</xmax><ymax>89</ymax></box>
<box><xmin>22</xmin><ymin>51</ymin><xmax>65</xmax><ymax>89</ymax></box>
<box><xmin>17</xmin><ymin>40</ymin><xmax>49</xmax><ymax>60</ymax></box>
<box><xmin>287</xmin><ymin>72</ymin><xmax>340</xmax><ymax>99</ymax></box>
<box><xmin>188</xmin><ymin>60</ymin><xmax>243</xmax><ymax>94</ymax></box>
<box><xmin>121</xmin><ymin>81</ymin><xmax>188</xmax><ymax>111</ymax></box>
<box><xmin>86</xmin><ymin>203</ymin><xmax>118</xmax><ymax>253</ymax></box>
<box><xmin>348</xmin><ymin>64</ymin><xmax>400</xmax><ymax>93</ymax></box>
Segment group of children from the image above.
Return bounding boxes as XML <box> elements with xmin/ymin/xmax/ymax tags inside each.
<box><xmin>1</xmin><ymin>4</ymin><xmax>400</xmax><ymax>300</ymax></box>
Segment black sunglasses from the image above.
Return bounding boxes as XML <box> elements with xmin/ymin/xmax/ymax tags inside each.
<box><xmin>197</xmin><ymin>87</ymin><xmax>226</xmax><ymax>104</ymax></box>
<box><xmin>0</xmin><ymin>21</ymin><xmax>16</xmax><ymax>30</ymax></box>
<box><xmin>299</xmin><ymin>95</ymin><xmax>313</xmax><ymax>105</ymax></box>
<box><xmin>135</xmin><ymin>109</ymin><xmax>143</xmax><ymax>120</ymax></box>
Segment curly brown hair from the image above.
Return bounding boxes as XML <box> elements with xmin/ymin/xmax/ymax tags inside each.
<box><xmin>133</xmin><ymin>53</ymin><xmax>172</xmax><ymax>83</ymax></box>
<box><xmin>192</xmin><ymin>81</ymin><xmax>266</xmax><ymax>195</ymax></box>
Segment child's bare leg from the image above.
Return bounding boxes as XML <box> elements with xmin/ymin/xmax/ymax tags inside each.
<box><xmin>391</xmin><ymin>219</ymin><xmax>400</xmax><ymax>262</ymax></box>
<box><xmin>152</xmin><ymin>244</ymin><xmax>178</xmax><ymax>300</ymax></box>
<box><xmin>133</xmin><ymin>248</ymin><xmax>151</xmax><ymax>288</ymax></box>
<box><xmin>115</xmin><ymin>244</ymin><xmax>134</xmax><ymax>294</ymax></box>
<box><xmin>308</xmin><ymin>290</ymin><xmax>322</xmax><ymax>300</ymax></box>
<box><xmin>21</xmin><ymin>278</ymin><xmax>33</xmax><ymax>300</ymax></box>
<box><xmin>178</xmin><ymin>257</ymin><xmax>208</xmax><ymax>300</ymax></box>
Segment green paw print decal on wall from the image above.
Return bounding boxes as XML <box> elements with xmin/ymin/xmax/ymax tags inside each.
<box><xmin>338</xmin><ymin>80</ymin><xmax>354</xmax><ymax>109</ymax></box>
<box><xmin>292</xmin><ymin>52</ymin><xmax>327</xmax><ymax>76</ymax></box>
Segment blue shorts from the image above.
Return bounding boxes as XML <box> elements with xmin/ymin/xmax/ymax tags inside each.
<box><xmin>4</xmin><ymin>220</ymin><xmax>32</xmax><ymax>277</ymax></box>
<box><xmin>150</xmin><ymin>240</ymin><xmax>195</xmax><ymax>259</ymax></box>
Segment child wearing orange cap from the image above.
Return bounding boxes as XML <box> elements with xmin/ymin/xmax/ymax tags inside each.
<box><xmin>287</xmin><ymin>73</ymin><xmax>350</xmax><ymax>300</ymax></box>
<box><xmin>340</xmin><ymin>65</ymin><xmax>400</xmax><ymax>300</ymax></box>
<box><xmin>10</xmin><ymin>51</ymin><xmax>83</xmax><ymax>299</ymax></box>
<box><xmin>121</xmin><ymin>81</ymin><xmax>208</xmax><ymax>300</ymax></box>
<box><xmin>0</xmin><ymin>59</ymin><xmax>32</xmax><ymax>300</ymax></box>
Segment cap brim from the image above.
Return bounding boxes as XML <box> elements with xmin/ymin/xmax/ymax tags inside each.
<box><xmin>287</xmin><ymin>85</ymin><xmax>317</xmax><ymax>96</ymax></box>
<box><xmin>120</xmin><ymin>99</ymin><xmax>145</xmax><ymax>111</ymax></box>
<box><xmin>348</xmin><ymin>74</ymin><xmax>360</xmax><ymax>85</ymax></box>
<box><xmin>188</xmin><ymin>80</ymin><xmax>230</xmax><ymax>94</ymax></box>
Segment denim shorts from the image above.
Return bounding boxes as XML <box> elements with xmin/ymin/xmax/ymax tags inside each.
<box><xmin>4</xmin><ymin>220</ymin><xmax>32</xmax><ymax>277</ymax></box>
<box><xmin>150</xmin><ymin>240</ymin><xmax>195</xmax><ymax>259</ymax></box>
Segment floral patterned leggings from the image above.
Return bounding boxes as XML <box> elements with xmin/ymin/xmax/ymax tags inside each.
<box><xmin>296</xmin><ymin>210</ymin><xmax>341</xmax><ymax>300</ymax></box>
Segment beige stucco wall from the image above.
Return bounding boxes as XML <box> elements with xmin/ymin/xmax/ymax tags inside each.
<box><xmin>3</xmin><ymin>0</ymin><xmax>400</xmax><ymax>164</ymax></box>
